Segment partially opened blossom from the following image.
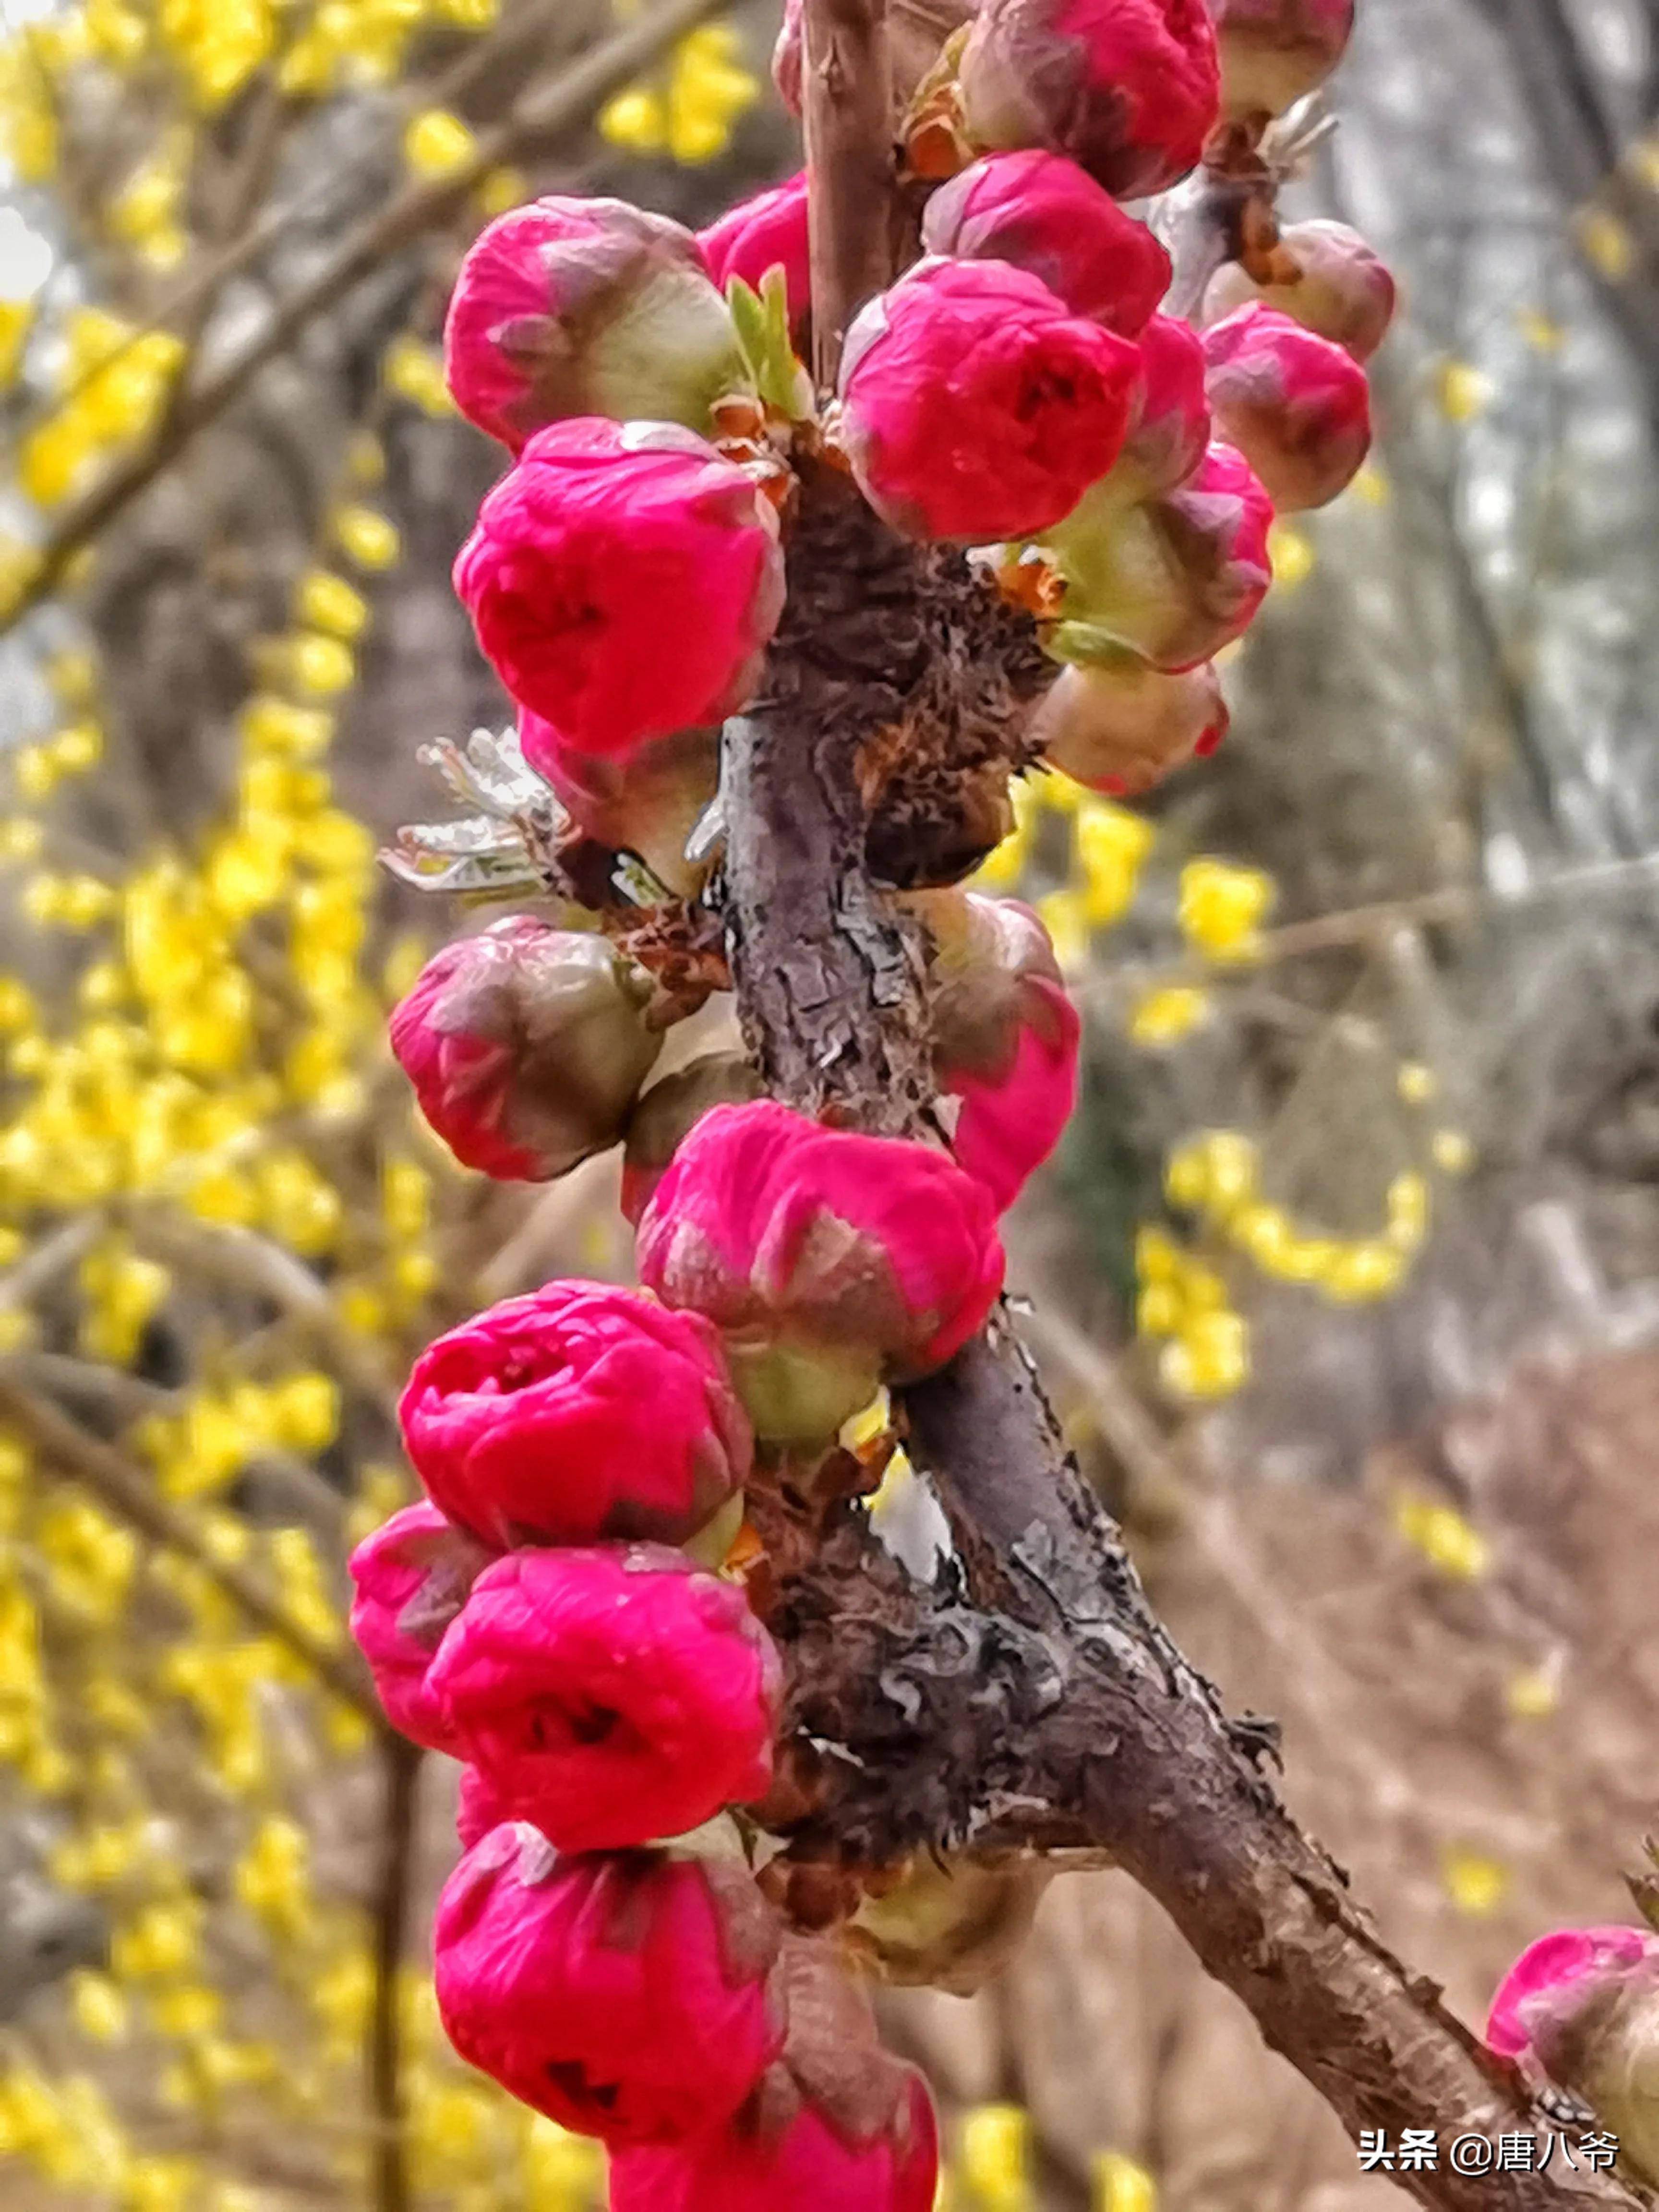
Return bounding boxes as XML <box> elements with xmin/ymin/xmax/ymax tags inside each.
<box><xmin>1201</xmin><ymin>218</ymin><xmax>1396</xmax><ymax>361</ymax></box>
<box><xmin>522</xmin><ymin>711</ymin><xmax>720</xmax><ymax>900</ymax></box>
<box><xmin>1044</xmin><ymin>441</ymin><xmax>1274</xmax><ymax>672</ymax></box>
<box><xmin>698</xmin><ymin>172</ymin><xmax>811</xmax><ymax>332</ymax></box>
<box><xmin>1202</xmin><ymin>303</ymin><xmax>1370</xmax><ymax>511</ymax></box>
<box><xmin>389</xmin><ymin>917</ymin><xmax>662</xmax><ymax>1183</ymax></box>
<box><xmin>622</xmin><ymin>1052</ymin><xmax>768</xmax><ymax>1227</ymax></box>
<box><xmin>1487</xmin><ymin>1925</ymin><xmax>1659</xmax><ymax>2185</ymax></box>
<box><xmin>923</xmin><ymin>894</ymin><xmax>1080</xmax><ymax>1210</ymax></box>
<box><xmin>1212</xmin><ymin>0</ymin><xmax>1353</xmax><ymax>124</ymax></box>
<box><xmin>637</xmin><ymin>1099</ymin><xmax>1005</xmax><ymax>1440</ymax></box>
<box><xmin>838</xmin><ymin>258</ymin><xmax>1141</xmax><ymax>542</ymax></box>
<box><xmin>347</xmin><ymin>1502</ymin><xmax>494</xmax><ymax>1753</ymax></box>
<box><xmin>956</xmin><ymin>0</ymin><xmax>1220</xmax><ymax>200</ymax></box>
<box><xmin>920</xmin><ymin>151</ymin><xmax>1170</xmax><ymax>336</ymax></box>
<box><xmin>400</xmin><ymin>1279</ymin><xmax>752</xmax><ymax>1549</ymax></box>
<box><xmin>1032</xmin><ymin>655</ymin><xmax>1229</xmax><ymax>794</ymax></box>
<box><xmin>453</xmin><ymin>419</ymin><xmax>785</xmax><ymax>754</ymax></box>
<box><xmin>428</xmin><ymin>1547</ymin><xmax>780</xmax><ymax>1851</ymax></box>
<box><xmin>443</xmin><ymin>196</ymin><xmax>750</xmax><ymax>449</ymax></box>
<box><xmin>610</xmin><ymin>1938</ymin><xmax>939</xmax><ymax>2210</ymax></box>
<box><xmin>434</xmin><ymin>1826</ymin><xmax>785</xmax><ymax>2143</ymax></box>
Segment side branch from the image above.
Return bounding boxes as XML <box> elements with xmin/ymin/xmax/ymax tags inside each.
<box><xmin>803</xmin><ymin>0</ymin><xmax>898</xmax><ymax>385</ymax></box>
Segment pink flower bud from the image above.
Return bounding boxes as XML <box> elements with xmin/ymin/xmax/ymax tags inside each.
<box><xmin>622</xmin><ymin>1053</ymin><xmax>768</xmax><ymax>1228</ymax></box>
<box><xmin>1044</xmin><ymin>439</ymin><xmax>1274</xmax><ymax>672</ymax></box>
<box><xmin>428</xmin><ymin>1548</ymin><xmax>781</xmax><ymax>1852</ymax></box>
<box><xmin>453</xmin><ymin>419</ymin><xmax>786</xmax><ymax>755</ymax></box>
<box><xmin>697</xmin><ymin>173</ymin><xmax>811</xmax><ymax>334</ymax></box>
<box><xmin>611</xmin><ymin>1939</ymin><xmax>939</xmax><ymax>2210</ymax></box>
<box><xmin>1200</xmin><ymin>218</ymin><xmax>1396</xmax><ymax>362</ymax></box>
<box><xmin>957</xmin><ymin>0</ymin><xmax>1220</xmax><ymax>200</ymax></box>
<box><xmin>919</xmin><ymin>151</ymin><xmax>1170</xmax><ymax>337</ymax></box>
<box><xmin>1030</xmin><ymin>655</ymin><xmax>1229</xmax><ymax>793</ymax></box>
<box><xmin>389</xmin><ymin>917</ymin><xmax>662</xmax><ymax>1183</ymax></box>
<box><xmin>1202</xmin><ymin>302</ymin><xmax>1370</xmax><ymax>512</ymax></box>
<box><xmin>521</xmin><ymin>712</ymin><xmax>720</xmax><ymax>900</ymax></box>
<box><xmin>1487</xmin><ymin>1926</ymin><xmax>1659</xmax><ymax>2184</ymax></box>
<box><xmin>347</xmin><ymin>1503</ymin><xmax>495</xmax><ymax>1753</ymax></box>
<box><xmin>637</xmin><ymin>1100</ymin><xmax>1005</xmax><ymax>1440</ymax></box>
<box><xmin>443</xmin><ymin>197</ymin><xmax>750</xmax><ymax>450</ymax></box>
<box><xmin>839</xmin><ymin>258</ymin><xmax>1142</xmax><ymax>542</ymax></box>
<box><xmin>434</xmin><ymin>1826</ymin><xmax>786</xmax><ymax>2142</ymax></box>
<box><xmin>1106</xmin><ymin>312</ymin><xmax>1212</xmax><ymax>502</ymax></box>
<box><xmin>1212</xmin><ymin>0</ymin><xmax>1352</xmax><ymax>124</ymax></box>
<box><xmin>400</xmin><ymin>1279</ymin><xmax>753</xmax><ymax>1549</ymax></box>
<box><xmin>923</xmin><ymin>894</ymin><xmax>1080</xmax><ymax>1211</ymax></box>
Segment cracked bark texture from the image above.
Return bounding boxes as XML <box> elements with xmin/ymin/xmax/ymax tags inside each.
<box><xmin>716</xmin><ymin>6</ymin><xmax>1657</xmax><ymax>2204</ymax></box>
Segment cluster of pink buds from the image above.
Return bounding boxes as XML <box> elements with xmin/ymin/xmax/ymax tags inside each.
<box><xmin>369</xmin><ymin>3</ymin><xmax>1401</xmax><ymax>2195</ymax></box>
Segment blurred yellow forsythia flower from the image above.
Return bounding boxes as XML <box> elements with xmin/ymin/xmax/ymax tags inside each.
<box><xmin>600</xmin><ymin>20</ymin><xmax>759</xmax><ymax>163</ymax></box>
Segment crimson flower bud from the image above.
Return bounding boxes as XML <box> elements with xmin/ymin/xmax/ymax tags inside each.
<box><xmin>1212</xmin><ymin>0</ymin><xmax>1353</xmax><ymax>125</ymax></box>
<box><xmin>1031</xmin><ymin>654</ymin><xmax>1228</xmax><ymax>793</ymax></box>
<box><xmin>399</xmin><ymin>1279</ymin><xmax>753</xmax><ymax>1549</ymax></box>
<box><xmin>611</xmin><ymin>1937</ymin><xmax>940</xmax><ymax>2211</ymax></box>
<box><xmin>697</xmin><ymin>172</ymin><xmax>811</xmax><ymax>335</ymax></box>
<box><xmin>919</xmin><ymin>150</ymin><xmax>1170</xmax><ymax>337</ymax></box>
<box><xmin>1487</xmin><ymin>1926</ymin><xmax>1659</xmax><ymax>2185</ymax></box>
<box><xmin>956</xmin><ymin>0</ymin><xmax>1220</xmax><ymax>200</ymax></box>
<box><xmin>453</xmin><ymin>419</ymin><xmax>786</xmax><ymax>756</ymax></box>
<box><xmin>434</xmin><ymin>1827</ymin><xmax>786</xmax><ymax>2143</ymax></box>
<box><xmin>428</xmin><ymin>1547</ymin><xmax>781</xmax><ymax>1852</ymax></box>
<box><xmin>347</xmin><ymin>1502</ymin><xmax>495</xmax><ymax>1753</ymax></box>
<box><xmin>1200</xmin><ymin>218</ymin><xmax>1396</xmax><ymax>362</ymax></box>
<box><xmin>1043</xmin><ymin>440</ymin><xmax>1274</xmax><ymax>672</ymax></box>
<box><xmin>521</xmin><ymin>712</ymin><xmax>719</xmax><ymax>900</ymax></box>
<box><xmin>389</xmin><ymin>917</ymin><xmax>662</xmax><ymax>1183</ymax></box>
<box><xmin>637</xmin><ymin>1099</ymin><xmax>1005</xmax><ymax>1441</ymax></box>
<box><xmin>923</xmin><ymin>893</ymin><xmax>1080</xmax><ymax>1210</ymax></box>
<box><xmin>839</xmin><ymin>257</ymin><xmax>1142</xmax><ymax>542</ymax></box>
<box><xmin>1202</xmin><ymin>302</ymin><xmax>1370</xmax><ymax>512</ymax></box>
<box><xmin>443</xmin><ymin>196</ymin><xmax>751</xmax><ymax>450</ymax></box>
<box><xmin>622</xmin><ymin>1053</ymin><xmax>769</xmax><ymax>1228</ymax></box>
<box><xmin>1106</xmin><ymin>312</ymin><xmax>1212</xmax><ymax>502</ymax></box>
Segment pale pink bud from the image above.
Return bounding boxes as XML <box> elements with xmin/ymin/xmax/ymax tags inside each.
<box><xmin>434</xmin><ymin>1826</ymin><xmax>786</xmax><ymax>2142</ymax></box>
<box><xmin>924</xmin><ymin>893</ymin><xmax>1080</xmax><ymax>1210</ymax></box>
<box><xmin>443</xmin><ymin>196</ymin><xmax>751</xmax><ymax>450</ymax></box>
<box><xmin>622</xmin><ymin>1053</ymin><xmax>768</xmax><ymax>1228</ymax></box>
<box><xmin>399</xmin><ymin>1279</ymin><xmax>752</xmax><ymax>1549</ymax></box>
<box><xmin>920</xmin><ymin>150</ymin><xmax>1170</xmax><ymax>336</ymax></box>
<box><xmin>1030</xmin><ymin>655</ymin><xmax>1228</xmax><ymax>793</ymax></box>
<box><xmin>1212</xmin><ymin>0</ymin><xmax>1353</xmax><ymax>124</ymax></box>
<box><xmin>637</xmin><ymin>1099</ymin><xmax>1005</xmax><ymax>1441</ymax></box>
<box><xmin>1044</xmin><ymin>439</ymin><xmax>1274</xmax><ymax>671</ymax></box>
<box><xmin>610</xmin><ymin>1937</ymin><xmax>940</xmax><ymax>2210</ymax></box>
<box><xmin>839</xmin><ymin>257</ymin><xmax>1142</xmax><ymax>542</ymax></box>
<box><xmin>698</xmin><ymin>172</ymin><xmax>811</xmax><ymax>334</ymax></box>
<box><xmin>1200</xmin><ymin>218</ymin><xmax>1396</xmax><ymax>362</ymax></box>
<box><xmin>520</xmin><ymin>711</ymin><xmax>720</xmax><ymax>900</ymax></box>
<box><xmin>389</xmin><ymin>917</ymin><xmax>662</xmax><ymax>1183</ymax></box>
<box><xmin>957</xmin><ymin>0</ymin><xmax>1220</xmax><ymax>200</ymax></box>
<box><xmin>347</xmin><ymin>1503</ymin><xmax>495</xmax><ymax>1753</ymax></box>
<box><xmin>1202</xmin><ymin>301</ymin><xmax>1370</xmax><ymax>511</ymax></box>
<box><xmin>427</xmin><ymin>1547</ymin><xmax>780</xmax><ymax>1851</ymax></box>
<box><xmin>453</xmin><ymin>419</ymin><xmax>786</xmax><ymax>756</ymax></box>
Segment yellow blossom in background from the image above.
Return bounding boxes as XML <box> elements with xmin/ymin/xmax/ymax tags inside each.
<box><xmin>1434</xmin><ymin>358</ymin><xmax>1494</xmax><ymax>422</ymax></box>
<box><xmin>0</xmin><ymin>298</ymin><xmax>33</xmax><ymax>386</ymax></box>
<box><xmin>1178</xmin><ymin>856</ymin><xmax>1274</xmax><ymax>963</ymax></box>
<box><xmin>1074</xmin><ymin>797</ymin><xmax>1154</xmax><ymax>926</ymax></box>
<box><xmin>1128</xmin><ymin>984</ymin><xmax>1210</xmax><ymax>1048</ymax></box>
<box><xmin>1394</xmin><ymin>1491</ymin><xmax>1490</xmax><ymax>1580</ymax></box>
<box><xmin>1442</xmin><ymin>1847</ymin><xmax>1510</xmax><ymax>1918</ymax></box>
<box><xmin>1507</xmin><ymin>1664</ymin><xmax>1561</xmax><ymax>1719</ymax></box>
<box><xmin>600</xmin><ymin>21</ymin><xmax>758</xmax><ymax>164</ymax></box>
<box><xmin>1097</xmin><ymin>2152</ymin><xmax>1158</xmax><ymax>2212</ymax></box>
<box><xmin>1267</xmin><ymin>518</ymin><xmax>1314</xmax><ymax>590</ymax></box>
<box><xmin>1396</xmin><ymin>1059</ymin><xmax>1436</xmax><ymax>1104</ymax></box>
<box><xmin>383</xmin><ymin>335</ymin><xmax>456</xmax><ymax>417</ymax></box>
<box><xmin>960</xmin><ymin>2103</ymin><xmax>1032</xmax><ymax>2209</ymax></box>
<box><xmin>1578</xmin><ymin>205</ymin><xmax>1635</xmax><ymax>283</ymax></box>
<box><xmin>1431</xmin><ymin>1127</ymin><xmax>1475</xmax><ymax>1174</ymax></box>
<box><xmin>404</xmin><ymin>108</ymin><xmax>478</xmax><ymax>181</ymax></box>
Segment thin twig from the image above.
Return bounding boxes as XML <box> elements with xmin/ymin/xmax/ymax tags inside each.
<box><xmin>802</xmin><ymin>0</ymin><xmax>897</xmax><ymax>386</ymax></box>
<box><xmin>0</xmin><ymin>1372</ymin><xmax>381</xmax><ymax>1720</ymax></box>
<box><xmin>368</xmin><ymin>1734</ymin><xmax>423</xmax><ymax>2212</ymax></box>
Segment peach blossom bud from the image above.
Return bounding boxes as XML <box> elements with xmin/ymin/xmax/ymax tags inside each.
<box><xmin>1202</xmin><ymin>302</ymin><xmax>1370</xmax><ymax>512</ymax></box>
<box><xmin>1200</xmin><ymin>218</ymin><xmax>1396</xmax><ymax>362</ymax></box>
<box><xmin>1212</xmin><ymin>0</ymin><xmax>1353</xmax><ymax>125</ymax></box>
<box><xmin>622</xmin><ymin>1053</ymin><xmax>769</xmax><ymax>1228</ymax></box>
<box><xmin>1031</xmin><ymin>654</ymin><xmax>1228</xmax><ymax>793</ymax></box>
<box><xmin>1488</xmin><ymin>1926</ymin><xmax>1659</xmax><ymax>2186</ymax></box>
